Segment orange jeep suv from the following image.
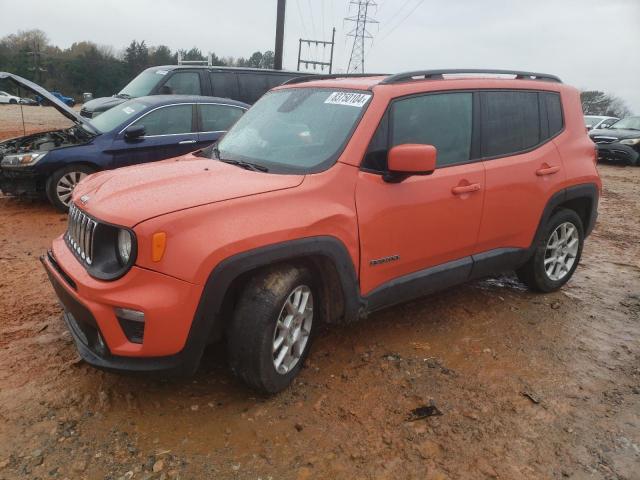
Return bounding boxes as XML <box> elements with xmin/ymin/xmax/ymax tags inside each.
<box><xmin>42</xmin><ymin>69</ymin><xmax>601</xmax><ymax>393</ymax></box>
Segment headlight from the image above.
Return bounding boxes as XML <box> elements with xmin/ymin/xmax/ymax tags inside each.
<box><xmin>0</xmin><ymin>151</ymin><xmax>47</xmax><ymax>167</ymax></box>
<box><xmin>117</xmin><ymin>229</ymin><xmax>133</xmax><ymax>265</ymax></box>
<box><xmin>620</xmin><ymin>138</ymin><xmax>640</xmax><ymax>146</ymax></box>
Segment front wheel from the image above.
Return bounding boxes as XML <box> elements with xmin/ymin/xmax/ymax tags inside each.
<box><xmin>517</xmin><ymin>208</ymin><xmax>584</xmax><ymax>292</ymax></box>
<box><xmin>9</xmin><ymin>99</ymin><xmax>17</xmax><ymax>104</ymax></box>
<box><xmin>227</xmin><ymin>265</ymin><xmax>317</xmax><ymax>393</ymax></box>
<box><xmin>45</xmin><ymin>165</ymin><xmax>96</xmax><ymax>212</ymax></box>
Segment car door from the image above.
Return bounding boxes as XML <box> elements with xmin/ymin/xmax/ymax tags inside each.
<box><xmin>109</xmin><ymin>103</ymin><xmax>198</xmax><ymax>168</ymax></box>
<box><xmin>356</xmin><ymin>91</ymin><xmax>485</xmax><ymax>295</ymax></box>
<box><xmin>195</xmin><ymin>102</ymin><xmax>246</xmax><ymax>148</ymax></box>
<box><xmin>476</xmin><ymin>90</ymin><xmax>566</xmax><ymax>253</ymax></box>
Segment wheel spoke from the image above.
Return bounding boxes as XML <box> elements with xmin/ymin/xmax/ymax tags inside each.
<box><xmin>272</xmin><ymin>284</ymin><xmax>313</xmax><ymax>375</ymax></box>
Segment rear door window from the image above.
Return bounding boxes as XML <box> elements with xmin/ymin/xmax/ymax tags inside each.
<box><xmin>210</xmin><ymin>72</ymin><xmax>239</xmax><ymax>100</ymax></box>
<box><xmin>237</xmin><ymin>73</ymin><xmax>271</xmax><ymax>104</ymax></box>
<box><xmin>159</xmin><ymin>72</ymin><xmax>201</xmax><ymax>95</ymax></box>
<box><xmin>199</xmin><ymin>104</ymin><xmax>245</xmax><ymax>132</ymax></box>
<box><xmin>133</xmin><ymin>104</ymin><xmax>194</xmax><ymax>136</ymax></box>
<box><xmin>480</xmin><ymin>91</ymin><xmax>540</xmax><ymax>157</ymax></box>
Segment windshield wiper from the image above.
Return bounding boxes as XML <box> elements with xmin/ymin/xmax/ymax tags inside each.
<box><xmin>115</xmin><ymin>93</ymin><xmax>132</xmax><ymax>99</ymax></box>
<box><xmin>221</xmin><ymin>158</ymin><xmax>269</xmax><ymax>172</ymax></box>
<box><xmin>212</xmin><ymin>146</ymin><xmax>268</xmax><ymax>172</ymax></box>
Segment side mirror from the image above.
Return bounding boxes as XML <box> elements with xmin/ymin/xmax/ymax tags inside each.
<box><xmin>384</xmin><ymin>144</ymin><xmax>437</xmax><ymax>183</ymax></box>
<box><xmin>124</xmin><ymin>125</ymin><xmax>145</xmax><ymax>141</ymax></box>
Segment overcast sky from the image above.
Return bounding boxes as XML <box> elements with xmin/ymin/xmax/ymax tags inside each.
<box><xmin>2</xmin><ymin>0</ymin><xmax>639</xmax><ymax>112</ymax></box>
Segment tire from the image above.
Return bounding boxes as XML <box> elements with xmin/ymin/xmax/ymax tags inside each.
<box><xmin>227</xmin><ymin>265</ymin><xmax>318</xmax><ymax>393</ymax></box>
<box><xmin>9</xmin><ymin>99</ymin><xmax>17</xmax><ymax>104</ymax></box>
<box><xmin>45</xmin><ymin>165</ymin><xmax>96</xmax><ymax>212</ymax></box>
<box><xmin>516</xmin><ymin>208</ymin><xmax>584</xmax><ymax>292</ymax></box>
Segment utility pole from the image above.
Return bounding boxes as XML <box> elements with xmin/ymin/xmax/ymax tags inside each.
<box><xmin>297</xmin><ymin>28</ymin><xmax>336</xmax><ymax>73</ymax></box>
<box><xmin>27</xmin><ymin>37</ymin><xmax>46</xmax><ymax>83</ymax></box>
<box><xmin>345</xmin><ymin>0</ymin><xmax>378</xmax><ymax>73</ymax></box>
<box><xmin>274</xmin><ymin>0</ymin><xmax>286</xmax><ymax>70</ymax></box>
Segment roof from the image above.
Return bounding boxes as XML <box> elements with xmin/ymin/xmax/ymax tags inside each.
<box><xmin>279</xmin><ymin>69</ymin><xmax>564</xmax><ymax>92</ymax></box>
<box><xmin>146</xmin><ymin>65</ymin><xmax>308</xmax><ymax>76</ymax></box>
<box><xmin>133</xmin><ymin>95</ymin><xmax>250</xmax><ymax>109</ymax></box>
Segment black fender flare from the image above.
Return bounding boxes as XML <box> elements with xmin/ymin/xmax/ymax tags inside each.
<box><xmin>529</xmin><ymin>183</ymin><xmax>599</xmax><ymax>255</ymax></box>
<box><xmin>179</xmin><ymin>236</ymin><xmax>361</xmax><ymax>374</ymax></box>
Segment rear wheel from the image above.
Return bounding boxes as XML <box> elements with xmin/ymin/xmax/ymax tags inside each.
<box><xmin>517</xmin><ymin>209</ymin><xmax>584</xmax><ymax>292</ymax></box>
<box><xmin>227</xmin><ymin>265</ymin><xmax>317</xmax><ymax>393</ymax></box>
<box><xmin>45</xmin><ymin>165</ymin><xmax>95</xmax><ymax>212</ymax></box>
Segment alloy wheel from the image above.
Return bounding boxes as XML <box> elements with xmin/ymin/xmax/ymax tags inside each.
<box><xmin>272</xmin><ymin>285</ymin><xmax>313</xmax><ymax>375</ymax></box>
<box><xmin>56</xmin><ymin>171</ymin><xmax>88</xmax><ymax>206</ymax></box>
<box><xmin>544</xmin><ymin>221</ymin><xmax>579</xmax><ymax>281</ymax></box>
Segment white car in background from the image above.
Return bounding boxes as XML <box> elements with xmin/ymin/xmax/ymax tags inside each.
<box><xmin>0</xmin><ymin>91</ymin><xmax>21</xmax><ymax>104</ymax></box>
<box><xmin>585</xmin><ymin>115</ymin><xmax>619</xmax><ymax>131</ymax></box>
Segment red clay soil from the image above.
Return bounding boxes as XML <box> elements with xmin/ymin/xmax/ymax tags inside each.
<box><xmin>0</xmin><ymin>159</ymin><xmax>638</xmax><ymax>479</ymax></box>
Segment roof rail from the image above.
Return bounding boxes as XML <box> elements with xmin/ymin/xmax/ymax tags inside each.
<box><xmin>283</xmin><ymin>73</ymin><xmax>389</xmax><ymax>85</ymax></box>
<box><xmin>379</xmin><ymin>69</ymin><xmax>562</xmax><ymax>85</ymax></box>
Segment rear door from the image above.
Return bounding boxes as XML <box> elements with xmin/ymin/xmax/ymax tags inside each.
<box><xmin>195</xmin><ymin>102</ymin><xmax>246</xmax><ymax>148</ymax></box>
<box><xmin>210</xmin><ymin>71</ymin><xmax>240</xmax><ymax>100</ymax></box>
<box><xmin>476</xmin><ymin>90</ymin><xmax>566</xmax><ymax>253</ymax></box>
<box><xmin>356</xmin><ymin>91</ymin><xmax>485</xmax><ymax>294</ymax></box>
<box><xmin>109</xmin><ymin>104</ymin><xmax>198</xmax><ymax>167</ymax></box>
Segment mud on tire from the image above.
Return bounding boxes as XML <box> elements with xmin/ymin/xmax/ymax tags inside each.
<box><xmin>227</xmin><ymin>265</ymin><xmax>317</xmax><ymax>394</ymax></box>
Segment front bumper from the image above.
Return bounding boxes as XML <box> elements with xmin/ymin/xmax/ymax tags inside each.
<box><xmin>41</xmin><ymin>236</ymin><xmax>206</xmax><ymax>375</ymax></box>
<box><xmin>596</xmin><ymin>143</ymin><xmax>639</xmax><ymax>165</ymax></box>
<box><xmin>0</xmin><ymin>168</ymin><xmax>43</xmax><ymax>197</ymax></box>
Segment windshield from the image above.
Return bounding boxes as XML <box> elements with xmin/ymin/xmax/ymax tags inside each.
<box><xmin>119</xmin><ymin>70</ymin><xmax>165</xmax><ymax>98</ymax></box>
<box><xmin>609</xmin><ymin>116</ymin><xmax>640</xmax><ymax>131</ymax></box>
<box><xmin>89</xmin><ymin>101</ymin><xmax>148</xmax><ymax>133</ymax></box>
<box><xmin>584</xmin><ymin>116</ymin><xmax>602</xmax><ymax>127</ymax></box>
<box><xmin>217</xmin><ymin>88</ymin><xmax>372</xmax><ymax>173</ymax></box>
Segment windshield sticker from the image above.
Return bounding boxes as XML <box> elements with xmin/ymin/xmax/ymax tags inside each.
<box><xmin>324</xmin><ymin>92</ymin><xmax>371</xmax><ymax>108</ymax></box>
<box><xmin>122</xmin><ymin>106</ymin><xmax>135</xmax><ymax>115</ymax></box>
<box><xmin>155</xmin><ymin>70</ymin><xmax>168</xmax><ymax>75</ymax></box>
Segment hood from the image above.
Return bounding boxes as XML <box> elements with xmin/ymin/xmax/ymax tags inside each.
<box><xmin>82</xmin><ymin>96</ymin><xmax>127</xmax><ymax>114</ymax></box>
<box><xmin>0</xmin><ymin>72</ymin><xmax>94</xmax><ymax>131</ymax></box>
<box><xmin>589</xmin><ymin>128</ymin><xmax>640</xmax><ymax>141</ymax></box>
<box><xmin>72</xmin><ymin>155</ymin><xmax>305</xmax><ymax>227</ymax></box>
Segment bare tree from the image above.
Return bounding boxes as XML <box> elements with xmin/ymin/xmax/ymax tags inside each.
<box><xmin>581</xmin><ymin>91</ymin><xmax>632</xmax><ymax>118</ymax></box>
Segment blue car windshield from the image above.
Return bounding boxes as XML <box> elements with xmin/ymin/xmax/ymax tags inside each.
<box><xmin>89</xmin><ymin>101</ymin><xmax>148</xmax><ymax>133</ymax></box>
<box><xmin>119</xmin><ymin>70</ymin><xmax>164</xmax><ymax>98</ymax></box>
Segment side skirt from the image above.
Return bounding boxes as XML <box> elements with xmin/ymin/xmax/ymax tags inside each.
<box><xmin>362</xmin><ymin>247</ymin><xmax>527</xmax><ymax>315</ymax></box>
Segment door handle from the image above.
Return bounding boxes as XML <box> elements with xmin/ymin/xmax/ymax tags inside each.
<box><xmin>178</xmin><ymin>140</ymin><xmax>196</xmax><ymax>145</ymax></box>
<box><xmin>536</xmin><ymin>165</ymin><xmax>560</xmax><ymax>176</ymax></box>
<box><xmin>451</xmin><ymin>183</ymin><xmax>481</xmax><ymax>195</ymax></box>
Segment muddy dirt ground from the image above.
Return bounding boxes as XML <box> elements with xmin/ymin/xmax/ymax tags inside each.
<box><xmin>0</xmin><ymin>106</ymin><xmax>639</xmax><ymax>479</ymax></box>
<box><xmin>0</xmin><ymin>104</ymin><xmax>75</xmax><ymax>142</ymax></box>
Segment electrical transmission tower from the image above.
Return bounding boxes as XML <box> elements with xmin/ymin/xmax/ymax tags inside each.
<box><xmin>345</xmin><ymin>0</ymin><xmax>378</xmax><ymax>73</ymax></box>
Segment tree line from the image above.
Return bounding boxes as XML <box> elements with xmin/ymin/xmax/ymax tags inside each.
<box><xmin>0</xmin><ymin>30</ymin><xmax>275</xmax><ymax>100</ymax></box>
<box><xmin>580</xmin><ymin>91</ymin><xmax>632</xmax><ymax>118</ymax></box>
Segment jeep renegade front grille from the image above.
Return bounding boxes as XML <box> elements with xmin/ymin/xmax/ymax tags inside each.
<box><xmin>66</xmin><ymin>204</ymin><xmax>97</xmax><ymax>265</ymax></box>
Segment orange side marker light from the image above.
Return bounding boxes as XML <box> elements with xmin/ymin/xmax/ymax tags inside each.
<box><xmin>152</xmin><ymin>232</ymin><xmax>167</xmax><ymax>262</ymax></box>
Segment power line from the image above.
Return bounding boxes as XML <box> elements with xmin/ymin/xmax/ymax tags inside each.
<box><xmin>378</xmin><ymin>0</ymin><xmax>425</xmax><ymax>42</ymax></box>
<box><xmin>377</xmin><ymin>0</ymin><xmax>413</xmax><ymax>35</ymax></box>
<box><xmin>296</xmin><ymin>0</ymin><xmax>309</xmax><ymax>38</ymax></box>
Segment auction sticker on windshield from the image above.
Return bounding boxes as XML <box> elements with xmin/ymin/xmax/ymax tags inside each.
<box><xmin>324</xmin><ymin>92</ymin><xmax>371</xmax><ymax>108</ymax></box>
